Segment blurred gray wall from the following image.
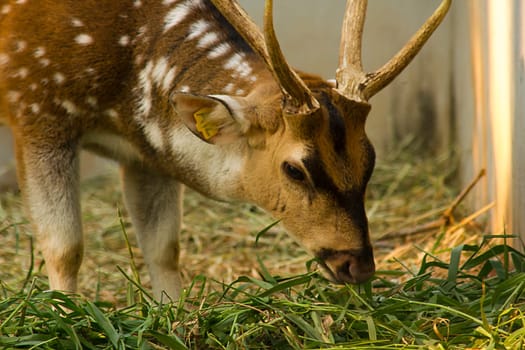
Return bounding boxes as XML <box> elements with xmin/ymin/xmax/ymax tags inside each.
<box><xmin>0</xmin><ymin>0</ymin><xmax>453</xmax><ymax>189</ymax></box>
<box><xmin>0</xmin><ymin>130</ymin><xmax>16</xmax><ymax>191</ymax></box>
<box><xmin>240</xmin><ymin>0</ymin><xmax>453</xmax><ymax>154</ymax></box>
<box><xmin>452</xmin><ymin>0</ymin><xmax>525</xmax><ymax>237</ymax></box>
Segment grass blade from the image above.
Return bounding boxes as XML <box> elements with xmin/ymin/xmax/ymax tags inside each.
<box><xmin>149</xmin><ymin>331</ymin><xmax>188</xmax><ymax>350</ymax></box>
<box><xmin>85</xmin><ymin>301</ymin><xmax>122</xmax><ymax>349</ymax></box>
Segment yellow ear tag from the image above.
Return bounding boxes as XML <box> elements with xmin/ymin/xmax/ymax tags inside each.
<box><xmin>193</xmin><ymin>108</ymin><xmax>219</xmax><ymax>140</ymax></box>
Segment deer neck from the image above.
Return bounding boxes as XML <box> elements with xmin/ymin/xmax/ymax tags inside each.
<box><xmin>111</xmin><ymin>1</ymin><xmax>276</xmax><ymax>200</ymax></box>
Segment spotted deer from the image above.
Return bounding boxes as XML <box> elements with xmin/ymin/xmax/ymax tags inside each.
<box><xmin>0</xmin><ymin>0</ymin><xmax>450</xmax><ymax>299</ymax></box>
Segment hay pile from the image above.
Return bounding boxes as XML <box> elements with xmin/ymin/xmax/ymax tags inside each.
<box><xmin>0</xmin><ymin>149</ymin><xmax>490</xmax><ymax>304</ymax></box>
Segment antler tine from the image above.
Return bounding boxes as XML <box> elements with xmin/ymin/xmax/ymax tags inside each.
<box><xmin>264</xmin><ymin>0</ymin><xmax>319</xmax><ymax>114</ymax></box>
<box><xmin>211</xmin><ymin>0</ymin><xmax>319</xmax><ymax>115</ymax></box>
<box><xmin>335</xmin><ymin>0</ymin><xmax>368</xmax><ymax>101</ymax></box>
<box><xmin>362</xmin><ymin>0</ymin><xmax>452</xmax><ymax>100</ymax></box>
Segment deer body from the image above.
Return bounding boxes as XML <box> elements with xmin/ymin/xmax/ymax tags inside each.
<box><xmin>0</xmin><ymin>0</ymin><xmax>450</xmax><ymax>299</ymax></box>
<box><xmin>1</xmin><ymin>0</ymin><xmax>270</xmax><ymax>197</ymax></box>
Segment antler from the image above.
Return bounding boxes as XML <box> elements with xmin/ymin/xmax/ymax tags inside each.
<box><xmin>210</xmin><ymin>0</ymin><xmax>319</xmax><ymax>114</ymax></box>
<box><xmin>336</xmin><ymin>0</ymin><xmax>452</xmax><ymax>102</ymax></box>
<box><xmin>263</xmin><ymin>0</ymin><xmax>319</xmax><ymax>113</ymax></box>
<box><xmin>335</xmin><ymin>0</ymin><xmax>368</xmax><ymax>102</ymax></box>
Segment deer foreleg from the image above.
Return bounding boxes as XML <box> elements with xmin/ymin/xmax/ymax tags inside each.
<box><xmin>14</xmin><ymin>138</ymin><xmax>82</xmax><ymax>292</ymax></box>
<box><xmin>120</xmin><ymin>164</ymin><xmax>183</xmax><ymax>301</ymax></box>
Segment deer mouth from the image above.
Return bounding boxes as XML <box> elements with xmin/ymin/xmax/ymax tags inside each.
<box><xmin>315</xmin><ymin>247</ymin><xmax>375</xmax><ymax>284</ymax></box>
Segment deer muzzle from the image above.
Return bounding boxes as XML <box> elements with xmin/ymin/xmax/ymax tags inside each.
<box><xmin>316</xmin><ymin>245</ymin><xmax>375</xmax><ymax>284</ymax></box>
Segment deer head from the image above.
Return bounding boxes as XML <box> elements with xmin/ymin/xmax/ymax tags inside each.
<box><xmin>176</xmin><ymin>0</ymin><xmax>451</xmax><ymax>283</ymax></box>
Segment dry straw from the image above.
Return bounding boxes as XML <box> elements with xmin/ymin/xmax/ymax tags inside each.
<box><xmin>0</xmin><ymin>148</ymin><xmax>493</xmax><ymax>302</ymax></box>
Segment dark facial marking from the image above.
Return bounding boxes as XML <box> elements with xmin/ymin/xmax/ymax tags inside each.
<box><xmin>362</xmin><ymin>138</ymin><xmax>376</xmax><ymax>185</ymax></box>
<box><xmin>302</xmin><ymin>152</ymin><xmax>370</xmax><ymax>236</ymax></box>
<box><xmin>318</xmin><ymin>92</ymin><xmax>347</xmax><ymax>156</ymax></box>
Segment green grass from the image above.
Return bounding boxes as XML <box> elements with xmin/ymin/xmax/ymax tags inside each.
<box><xmin>1</xmin><ymin>234</ymin><xmax>524</xmax><ymax>349</ymax></box>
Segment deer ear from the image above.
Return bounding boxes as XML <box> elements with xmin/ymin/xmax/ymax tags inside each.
<box><xmin>171</xmin><ymin>93</ymin><xmax>251</xmax><ymax>145</ymax></box>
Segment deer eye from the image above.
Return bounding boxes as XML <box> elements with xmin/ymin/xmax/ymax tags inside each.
<box><xmin>282</xmin><ymin>161</ymin><xmax>306</xmax><ymax>182</ymax></box>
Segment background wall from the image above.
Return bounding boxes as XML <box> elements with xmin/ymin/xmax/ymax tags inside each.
<box><xmin>453</xmin><ymin>0</ymin><xmax>524</xmax><ymax>238</ymax></box>
<box><xmin>513</xmin><ymin>2</ymin><xmax>525</xmax><ymax>240</ymax></box>
<box><xmin>239</xmin><ymin>0</ymin><xmax>453</xmax><ymax>154</ymax></box>
<box><xmin>0</xmin><ymin>129</ymin><xmax>15</xmax><ymax>191</ymax></box>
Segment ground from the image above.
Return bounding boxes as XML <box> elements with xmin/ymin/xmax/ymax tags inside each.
<box><xmin>0</xmin><ymin>149</ymin><xmax>486</xmax><ymax>305</ymax></box>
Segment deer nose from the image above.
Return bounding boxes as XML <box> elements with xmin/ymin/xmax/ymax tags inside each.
<box><xmin>317</xmin><ymin>246</ymin><xmax>375</xmax><ymax>284</ymax></box>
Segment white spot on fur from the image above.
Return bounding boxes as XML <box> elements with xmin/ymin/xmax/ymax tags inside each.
<box><xmin>138</xmin><ymin>93</ymin><xmax>152</xmax><ymax>118</ymax></box>
<box><xmin>60</xmin><ymin>100</ymin><xmax>80</xmax><ymax>115</ymax></box>
<box><xmin>143</xmin><ymin>121</ymin><xmax>165</xmax><ymax>150</ymax></box>
<box><xmin>34</xmin><ymin>47</ymin><xmax>46</xmax><ymax>58</ymax></box>
<box><xmin>39</xmin><ymin>58</ymin><xmax>51</xmax><ymax>67</ymax></box>
<box><xmin>134</xmin><ymin>54</ymin><xmax>144</xmax><ymax>66</ymax></box>
<box><xmin>151</xmin><ymin>57</ymin><xmax>169</xmax><ymax>87</ymax></box>
<box><xmin>137</xmin><ymin>58</ymin><xmax>177</xmax><ymax>110</ymax></box>
<box><xmin>0</xmin><ymin>53</ymin><xmax>9</xmax><ymax>66</ymax></box>
<box><xmin>119</xmin><ymin>35</ymin><xmax>130</xmax><ymax>46</ymax></box>
<box><xmin>53</xmin><ymin>72</ymin><xmax>66</xmax><ymax>84</ymax></box>
<box><xmin>104</xmin><ymin>108</ymin><xmax>119</xmax><ymax>119</ymax></box>
<box><xmin>75</xmin><ymin>34</ymin><xmax>93</xmax><ymax>45</ymax></box>
<box><xmin>179</xmin><ymin>85</ymin><xmax>190</xmax><ymax>93</ymax></box>
<box><xmin>235</xmin><ymin>89</ymin><xmax>245</xmax><ymax>96</ymax></box>
<box><xmin>198</xmin><ymin>32</ymin><xmax>219</xmax><ymax>49</ymax></box>
<box><xmin>84</xmin><ymin>67</ymin><xmax>96</xmax><ymax>75</ymax></box>
<box><xmin>164</xmin><ymin>1</ymin><xmax>192</xmax><ymax>33</ymax></box>
<box><xmin>223</xmin><ymin>52</ymin><xmax>252</xmax><ymax>79</ymax></box>
<box><xmin>236</xmin><ymin>61</ymin><xmax>252</xmax><ymax>78</ymax></box>
<box><xmin>30</xmin><ymin>103</ymin><xmax>41</xmax><ymax>114</ymax></box>
<box><xmin>29</xmin><ymin>83</ymin><xmax>38</xmax><ymax>91</ymax></box>
<box><xmin>15</xmin><ymin>0</ymin><xmax>27</xmax><ymax>4</ymax></box>
<box><xmin>186</xmin><ymin>19</ymin><xmax>210</xmax><ymax>41</ymax></box>
<box><xmin>137</xmin><ymin>25</ymin><xmax>147</xmax><ymax>38</ymax></box>
<box><xmin>208</xmin><ymin>43</ymin><xmax>231</xmax><ymax>59</ymax></box>
<box><xmin>223</xmin><ymin>53</ymin><xmax>243</xmax><ymax>71</ymax></box>
<box><xmin>133</xmin><ymin>0</ymin><xmax>142</xmax><ymax>7</ymax></box>
<box><xmin>1</xmin><ymin>5</ymin><xmax>11</xmax><ymax>14</ymax></box>
<box><xmin>15</xmin><ymin>40</ymin><xmax>27</xmax><ymax>52</ymax></box>
<box><xmin>162</xmin><ymin>0</ymin><xmax>177</xmax><ymax>5</ymax></box>
<box><xmin>71</xmin><ymin>18</ymin><xmax>84</xmax><ymax>27</ymax></box>
<box><xmin>85</xmin><ymin>96</ymin><xmax>98</xmax><ymax>107</ymax></box>
<box><xmin>223</xmin><ymin>83</ymin><xmax>234</xmax><ymax>93</ymax></box>
<box><xmin>14</xmin><ymin>67</ymin><xmax>29</xmax><ymax>79</ymax></box>
<box><xmin>162</xmin><ymin>67</ymin><xmax>177</xmax><ymax>93</ymax></box>
<box><xmin>15</xmin><ymin>103</ymin><xmax>28</xmax><ymax>117</ymax></box>
<box><xmin>6</xmin><ymin>90</ymin><xmax>21</xmax><ymax>103</ymax></box>
<box><xmin>137</xmin><ymin>61</ymin><xmax>154</xmax><ymax>117</ymax></box>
